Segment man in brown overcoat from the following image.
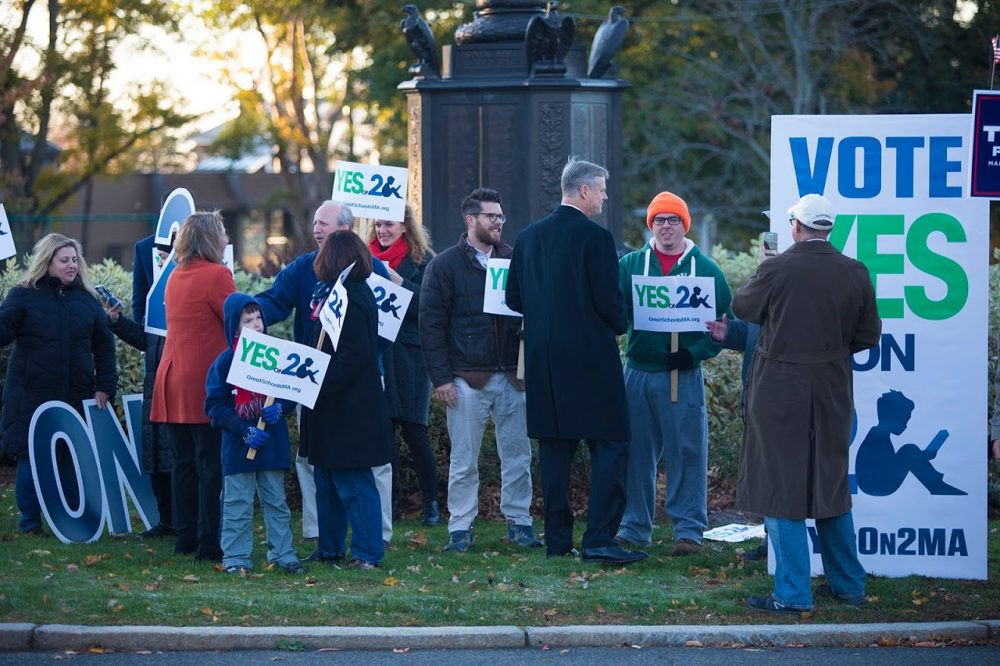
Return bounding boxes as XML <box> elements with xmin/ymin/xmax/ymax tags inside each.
<box><xmin>733</xmin><ymin>193</ymin><xmax>881</xmax><ymax>614</ymax></box>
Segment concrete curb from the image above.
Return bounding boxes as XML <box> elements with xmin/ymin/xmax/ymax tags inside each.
<box><xmin>0</xmin><ymin>624</ymin><xmax>35</xmax><ymax>651</ymax></box>
<box><xmin>526</xmin><ymin>621</ymin><xmax>990</xmax><ymax>648</ymax></box>
<box><xmin>30</xmin><ymin>625</ymin><xmax>525</xmax><ymax>652</ymax></box>
<box><xmin>1</xmin><ymin>621</ymin><xmax>995</xmax><ymax>651</ymax></box>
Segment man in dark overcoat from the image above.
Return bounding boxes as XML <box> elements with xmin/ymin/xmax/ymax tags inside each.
<box><xmin>733</xmin><ymin>193</ymin><xmax>881</xmax><ymax>614</ymax></box>
<box><xmin>506</xmin><ymin>157</ymin><xmax>645</xmax><ymax>564</ymax></box>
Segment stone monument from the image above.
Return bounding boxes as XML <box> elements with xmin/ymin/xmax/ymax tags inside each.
<box><xmin>399</xmin><ymin>1</ymin><xmax>630</xmax><ymax>250</ymax></box>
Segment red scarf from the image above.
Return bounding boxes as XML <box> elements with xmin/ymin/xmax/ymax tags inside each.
<box><xmin>369</xmin><ymin>236</ymin><xmax>409</xmax><ymax>270</ymax></box>
<box><xmin>232</xmin><ymin>338</ymin><xmax>266</xmax><ymax>420</ymax></box>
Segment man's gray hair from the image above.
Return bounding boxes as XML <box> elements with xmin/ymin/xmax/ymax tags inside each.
<box><xmin>560</xmin><ymin>156</ymin><xmax>609</xmax><ymax>196</ymax></box>
<box><xmin>322</xmin><ymin>200</ymin><xmax>355</xmax><ymax>228</ymax></box>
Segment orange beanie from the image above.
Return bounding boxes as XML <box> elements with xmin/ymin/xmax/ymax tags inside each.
<box><xmin>646</xmin><ymin>191</ymin><xmax>690</xmax><ymax>232</ymax></box>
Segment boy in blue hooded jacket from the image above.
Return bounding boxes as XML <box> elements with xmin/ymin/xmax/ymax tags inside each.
<box><xmin>205</xmin><ymin>293</ymin><xmax>303</xmax><ymax>575</ymax></box>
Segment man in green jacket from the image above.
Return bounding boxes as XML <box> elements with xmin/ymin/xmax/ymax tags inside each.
<box><xmin>616</xmin><ymin>191</ymin><xmax>733</xmax><ymax>556</ymax></box>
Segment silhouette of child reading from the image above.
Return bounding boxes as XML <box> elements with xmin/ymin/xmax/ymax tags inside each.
<box><xmin>379</xmin><ymin>292</ymin><xmax>402</xmax><ymax>319</ymax></box>
<box><xmin>855</xmin><ymin>390</ymin><xmax>965</xmax><ymax>496</ymax></box>
<box><xmin>688</xmin><ymin>286</ymin><xmax>711</xmax><ymax>309</ymax></box>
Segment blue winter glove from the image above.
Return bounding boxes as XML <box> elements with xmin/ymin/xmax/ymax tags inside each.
<box><xmin>244</xmin><ymin>427</ymin><xmax>271</xmax><ymax>450</ymax></box>
<box><xmin>260</xmin><ymin>402</ymin><xmax>283</xmax><ymax>425</ymax></box>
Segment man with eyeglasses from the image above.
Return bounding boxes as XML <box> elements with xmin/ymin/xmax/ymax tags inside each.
<box><xmin>506</xmin><ymin>157</ymin><xmax>644</xmax><ymax>564</ymax></box>
<box><xmin>734</xmin><ymin>193</ymin><xmax>880</xmax><ymax>615</ymax></box>
<box><xmin>420</xmin><ymin>187</ymin><xmax>542</xmax><ymax>552</ymax></box>
<box><xmin>616</xmin><ymin>191</ymin><xmax>733</xmax><ymax>557</ymax></box>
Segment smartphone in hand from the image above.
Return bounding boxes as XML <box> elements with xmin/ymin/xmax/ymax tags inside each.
<box><xmin>761</xmin><ymin>232</ymin><xmax>779</xmax><ymax>256</ymax></box>
<box><xmin>95</xmin><ymin>284</ymin><xmax>123</xmax><ymax>310</ymax></box>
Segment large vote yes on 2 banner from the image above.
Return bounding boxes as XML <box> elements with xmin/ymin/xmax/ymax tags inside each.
<box><xmin>770</xmin><ymin>114</ymin><xmax>987</xmax><ymax>579</ymax></box>
<box><xmin>226</xmin><ymin>329</ymin><xmax>330</xmax><ymax>409</ymax></box>
<box><xmin>630</xmin><ymin>275</ymin><xmax>716</xmax><ymax>333</ymax></box>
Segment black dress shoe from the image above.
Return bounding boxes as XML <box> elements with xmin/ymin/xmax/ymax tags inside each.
<box><xmin>139</xmin><ymin>523</ymin><xmax>175</xmax><ymax>539</ymax></box>
<box><xmin>304</xmin><ymin>548</ymin><xmax>346</xmax><ymax>564</ymax></box>
<box><xmin>580</xmin><ymin>545</ymin><xmax>648</xmax><ymax>564</ymax></box>
<box><xmin>546</xmin><ymin>547</ymin><xmax>580</xmax><ymax>559</ymax></box>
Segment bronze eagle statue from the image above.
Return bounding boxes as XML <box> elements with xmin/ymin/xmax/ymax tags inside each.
<box><xmin>401</xmin><ymin>4</ymin><xmax>440</xmax><ymax>78</ymax></box>
<box><xmin>525</xmin><ymin>3</ymin><xmax>576</xmax><ymax>76</ymax></box>
<box><xmin>587</xmin><ymin>6</ymin><xmax>629</xmax><ymax>79</ymax></box>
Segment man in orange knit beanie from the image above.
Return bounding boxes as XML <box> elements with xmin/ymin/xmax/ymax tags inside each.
<box><xmin>617</xmin><ymin>190</ymin><xmax>733</xmax><ymax>557</ymax></box>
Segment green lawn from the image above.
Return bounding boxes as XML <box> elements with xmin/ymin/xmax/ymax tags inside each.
<box><xmin>0</xmin><ymin>482</ymin><xmax>996</xmax><ymax>627</ymax></box>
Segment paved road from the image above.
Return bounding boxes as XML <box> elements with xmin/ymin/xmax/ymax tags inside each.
<box><xmin>1</xmin><ymin>647</ymin><xmax>998</xmax><ymax>665</ymax></box>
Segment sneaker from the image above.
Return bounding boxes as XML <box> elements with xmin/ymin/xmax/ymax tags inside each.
<box><xmin>746</xmin><ymin>594</ymin><xmax>810</xmax><ymax>615</ymax></box>
<box><xmin>422</xmin><ymin>500</ymin><xmax>441</xmax><ymax>526</ymax></box>
<box><xmin>280</xmin><ymin>561</ymin><xmax>306</xmax><ymax>575</ymax></box>
<box><xmin>224</xmin><ymin>565</ymin><xmax>251</xmax><ymax>576</ymax></box>
<box><xmin>347</xmin><ymin>558</ymin><xmax>380</xmax><ymax>570</ymax></box>
<box><xmin>672</xmin><ymin>539</ymin><xmax>702</xmax><ymax>557</ymax></box>
<box><xmin>23</xmin><ymin>526</ymin><xmax>47</xmax><ymax>537</ymax></box>
<box><xmin>506</xmin><ymin>520</ymin><xmax>543</xmax><ymax>548</ymax></box>
<box><xmin>815</xmin><ymin>583</ymin><xmax>867</xmax><ymax>607</ymax></box>
<box><xmin>443</xmin><ymin>529</ymin><xmax>474</xmax><ymax>553</ymax></box>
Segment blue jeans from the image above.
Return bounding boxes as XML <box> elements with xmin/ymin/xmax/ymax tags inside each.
<box><xmin>314</xmin><ymin>466</ymin><xmax>384</xmax><ymax>565</ymax></box>
<box><xmin>16</xmin><ymin>452</ymin><xmax>79</xmax><ymax>533</ymax></box>
<box><xmin>221</xmin><ymin>470</ymin><xmax>298</xmax><ymax>570</ymax></box>
<box><xmin>765</xmin><ymin>511</ymin><xmax>867</xmax><ymax>610</ymax></box>
<box><xmin>618</xmin><ymin>367</ymin><xmax>708</xmax><ymax>546</ymax></box>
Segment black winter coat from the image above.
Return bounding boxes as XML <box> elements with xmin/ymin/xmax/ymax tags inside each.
<box><xmin>505</xmin><ymin>205</ymin><xmax>629</xmax><ymax>441</ymax></box>
<box><xmin>0</xmin><ymin>276</ymin><xmax>117</xmax><ymax>459</ymax></box>
<box><xmin>382</xmin><ymin>254</ymin><xmax>432</xmax><ymax>424</ymax></box>
<box><xmin>301</xmin><ymin>278</ymin><xmax>393</xmax><ymax>470</ymax></box>
<box><xmin>419</xmin><ymin>234</ymin><xmax>521</xmax><ymax>387</ymax></box>
<box><xmin>108</xmin><ymin>315</ymin><xmax>172</xmax><ymax>474</ymax></box>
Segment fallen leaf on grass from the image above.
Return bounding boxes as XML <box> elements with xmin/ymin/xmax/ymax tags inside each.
<box><xmin>28</xmin><ymin>549</ymin><xmax>51</xmax><ymax>556</ymax></box>
<box><xmin>408</xmin><ymin>532</ymin><xmax>427</xmax><ymax>547</ymax></box>
<box><xmin>84</xmin><ymin>554</ymin><xmax>106</xmax><ymax>567</ymax></box>
<box><xmin>182</xmin><ymin>575</ymin><xmax>200</xmax><ymax>582</ymax></box>
<box><xmin>383</xmin><ymin>577</ymin><xmax>400</xmax><ymax>587</ymax></box>
<box><xmin>451</xmin><ymin>573</ymin><xmax>460</xmax><ymax>584</ymax></box>
<box><xmin>201</xmin><ymin>608</ymin><xmax>214</xmax><ymax>617</ymax></box>
<box><xmin>418</xmin><ymin>585</ymin><xmax>430</xmax><ymax>594</ymax></box>
<box><xmin>66</xmin><ymin>564</ymin><xmax>79</xmax><ymax>573</ymax></box>
<box><xmin>406</xmin><ymin>564</ymin><xmax>422</xmax><ymax>574</ymax></box>
<box><xmin>705</xmin><ymin>579</ymin><xmax>724</xmax><ymax>586</ymax></box>
<box><xmin>145</xmin><ymin>581</ymin><xmax>160</xmax><ymax>592</ymax></box>
<box><xmin>117</xmin><ymin>583</ymin><xmax>130</xmax><ymax>591</ymax></box>
<box><xmin>542</xmin><ymin>608</ymin><xmax>558</xmax><ymax>620</ymax></box>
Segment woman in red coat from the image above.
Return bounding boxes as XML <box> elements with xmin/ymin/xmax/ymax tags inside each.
<box><xmin>151</xmin><ymin>211</ymin><xmax>234</xmax><ymax>562</ymax></box>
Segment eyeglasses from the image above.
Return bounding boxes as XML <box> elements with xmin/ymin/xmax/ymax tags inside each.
<box><xmin>476</xmin><ymin>213</ymin><xmax>507</xmax><ymax>224</ymax></box>
<box><xmin>651</xmin><ymin>216</ymin><xmax>683</xmax><ymax>227</ymax></box>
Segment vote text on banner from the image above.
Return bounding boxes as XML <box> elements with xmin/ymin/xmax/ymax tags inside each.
<box><xmin>770</xmin><ymin>114</ymin><xmax>987</xmax><ymax>579</ymax></box>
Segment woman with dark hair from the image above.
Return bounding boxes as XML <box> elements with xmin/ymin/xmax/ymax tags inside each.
<box><xmin>0</xmin><ymin>233</ymin><xmax>117</xmax><ymax>534</ymax></box>
<box><xmin>151</xmin><ymin>211</ymin><xmax>234</xmax><ymax>562</ymax></box>
<box><xmin>303</xmin><ymin>230</ymin><xmax>392</xmax><ymax>569</ymax></box>
<box><xmin>367</xmin><ymin>206</ymin><xmax>440</xmax><ymax>525</ymax></box>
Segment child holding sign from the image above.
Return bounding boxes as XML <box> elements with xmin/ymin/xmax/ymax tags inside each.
<box><xmin>205</xmin><ymin>293</ymin><xmax>303</xmax><ymax>575</ymax></box>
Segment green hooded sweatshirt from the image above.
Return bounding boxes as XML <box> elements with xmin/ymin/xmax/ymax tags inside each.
<box><xmin>618</xmin><ymin>238</ymin><xmax>733</xmax><ymax>372</ymax></box>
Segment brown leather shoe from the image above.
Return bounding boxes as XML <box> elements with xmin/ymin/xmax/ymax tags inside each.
<box><xmin>671</xmin><ymin>539</ymin><xmax>702</xmax><ymax>556</ymax></box>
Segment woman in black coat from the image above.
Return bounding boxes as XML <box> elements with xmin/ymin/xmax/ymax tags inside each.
<box><xmin>302</xmin><ymin>231</ymin><xmax>393</xmax><ymax>568</ymax></box>
<box><xmin>0</xmin><ymin>234</ymin><xmax>117</xmax><ymax>535</ymax></box>
<box><xmin>368</xmin><ymin>206</ymin><xmax>440</xmax><ymax>525</ymax></box>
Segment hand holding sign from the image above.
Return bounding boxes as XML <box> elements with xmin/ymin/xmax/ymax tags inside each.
<box><xmin>226</xmin><ymin>329</ymin><xmax>331</xmax><ymax>459</ymax></box>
